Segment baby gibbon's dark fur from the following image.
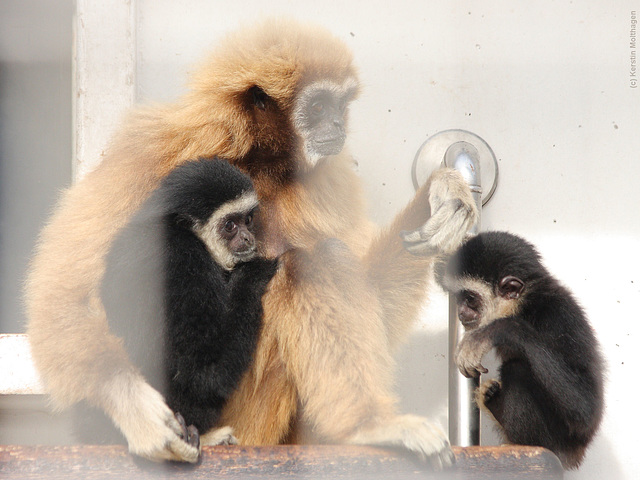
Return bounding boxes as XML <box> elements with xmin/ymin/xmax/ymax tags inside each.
<box><xmin>76</xmin><ymin>159</ymin><xmax>277</xmax><ymax>444</ymax></box>
<box><xmin>442</xmin><ymin>231</ymin><xmax>604</xmax><ymax>468</ymax></box>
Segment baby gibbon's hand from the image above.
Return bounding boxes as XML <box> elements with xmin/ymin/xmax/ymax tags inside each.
<box><xmin>454</xmin><ymin>330</ymin><xmax>490</xmax><ymax>378</ymax></box>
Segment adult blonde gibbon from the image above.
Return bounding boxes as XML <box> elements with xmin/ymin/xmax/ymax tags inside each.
<box><xmin>25</xmin><ymin>19</ymin><xmax>477</xmax><ymax>468</ymax></box>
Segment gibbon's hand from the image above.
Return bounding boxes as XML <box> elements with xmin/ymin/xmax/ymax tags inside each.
<box><xmin>174</xmin><ymin>412</ymin><xmax>201</xmax><ymax>449</ymax></box>
<box><xmin>454</xmin><ymin>330</ymin><xmax>491</xmax><ymax>378</ymax></box>
<box><xmin>476</xmin><ymin>379</ymin><xmax>502</xmax><ymax>407</ymax></box>
<box><xmin>401</xmin><ymin>168</ymin><xmax>478</xmax><ymax>256</ymax></box>
<box><xmin>200</xmin><ymin>425</ymin><xmax>239</xmax><ymax>446</ymax></box>
<box><xmin>106</xmin><ymin>375</ymin><xmax>201</xmax><ymax>463</ymax></box>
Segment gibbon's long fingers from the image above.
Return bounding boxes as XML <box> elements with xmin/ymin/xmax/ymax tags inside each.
<box><xmin>454</xmin><ymin>336</ymin><xmax>489</xmax><ymax>379</ymax></box>
<box><xmin>186</xmin><ymin>425</ymin><xmax>201</xmax><ymax>449</ymax></box>
<box><xmin>174</xmin><ymin>412</ymin><xmax>190</xmax><ymax>440</ymax></box>
<box><xmin>101</xmin><ymin>373</ymin><xmax>200</xmax><ymax>463</ymax></box>
<box><xmin>457</xmin><ymin>358</ymin><xmax>488</xmax><ymax>379</ymax></box>
<box><xmin>174</xmin><ymin>413</ymin><xmax>201</xmax><ymax>449</ymax></box>
<box><xmin>347</xmin><ymin>414</ymin><xmax>455</xmax><ymax>470</ymax></box>
<box><xmin>401</xmin><ymin>200</ymin><xmax>471</xmax><ymax>255</ymax></box>
<box><xmin>401</xmin><ymin>169</ymin><xmax>478</xmax><ymax>256</ymax></box>
<box><xmin>200</xmin><ymin>426</ymin><xmax>238</xmax><ymax>446</ymax></box>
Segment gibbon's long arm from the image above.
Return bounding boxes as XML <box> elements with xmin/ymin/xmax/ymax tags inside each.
<box><xmin>24</xmin><ymin>143</ymin><xmax>201</xmax><ymax>462</ymax></box>
<box><xmin>365</xmin><ymin>168</ymin><xmax>478</xmax><ymax>347</ymax></box>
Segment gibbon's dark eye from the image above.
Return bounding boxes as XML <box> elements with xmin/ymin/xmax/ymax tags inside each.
<box><xmin>463</xmin><ymin>291</ymin><xmax>481</xmax><ymax>311</ymax></box>
<box><xmin>224</xmin><ymin>220</ymin><xmax>237</xmax><ymax>234</ymax></box>
<box><xmin>245</xmin><ymin>212</ymin><xmax>253</xmax><ymax>227</ymax></box>
<box><xmin>310</xmin><ymin>100</ymin><xmax>325</xmax><ymax>115</ymax></box>
<box><xmin>250</xmin><ymin>86</ymin><xmax>268</xmax><ymax>110</ymax></box>
<box><xmin>309</xmin><ymin>100</ymin><xmax>329</xmax><ymax>120</ymax></box>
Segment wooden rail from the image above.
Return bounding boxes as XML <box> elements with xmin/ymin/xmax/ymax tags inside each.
<box><xmin>0</xmin><ymin>445</ymin><xmax>563</xmax><ymax>479</ymax></box>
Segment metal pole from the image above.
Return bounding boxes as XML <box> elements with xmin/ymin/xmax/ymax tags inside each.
<box><xmin>444</xmin><ymin>141</ymin><xmax>482</xmax><ymax>446</ymax></box>
<box><xmin>411</xmin><ymin>129</ymin><xmax>499</xmax><ymax>446</ymax></box>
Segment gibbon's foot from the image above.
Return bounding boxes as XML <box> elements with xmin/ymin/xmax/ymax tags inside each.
<box><xmin>175</xmin><ymin>413</ymin><xmax>200</xmax><ymax>449</ymax></box>
<box><xmin>401</xmin><ymin>169</ymin><xmax>478</xmax><ymax>256</ymax></box>
<box><xmin>477</xmin><ymin>379</ymin><xmax>502</xmax><ymax>407</ymax></box>
<box><xmin>200</xmin><ymin>426</ymin><xmax>238</xmax><ymax>446</ymax></box>
<box><xmin>106</xmin><ymin>376</ymin><xmax>200</xmax><ymax>463</ymax></box>
<box><xmin>347</xmin><ymin>414</ymin><xmax>455</xmax><ymax>470</ymax></box>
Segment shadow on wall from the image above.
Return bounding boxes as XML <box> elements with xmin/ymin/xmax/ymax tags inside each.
<box><xmin>394</xmin><ymin>329</ymin><xmax>449</xmax><ymax>423</ymax></box>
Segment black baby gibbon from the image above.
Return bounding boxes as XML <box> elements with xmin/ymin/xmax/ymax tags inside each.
<box><xmin>76</xmin><ymin>158</ymin><xmax>278</xmax><ymax>447</ymax></box>
<box><xmin>440</xmin><ymin>231</ymin><xmax>604</xmax><ymax>469</ymax></box>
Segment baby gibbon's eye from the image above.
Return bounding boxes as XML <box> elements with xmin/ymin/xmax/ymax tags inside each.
<box><xmin>463</xmin><ymin>291</ymin><xmax>481</xmax><ymax>311</ymax></box>
<box><xmin>224</xmin><ymin>220</ymin><xmax>237</xmax><ymax>233</ymax></box>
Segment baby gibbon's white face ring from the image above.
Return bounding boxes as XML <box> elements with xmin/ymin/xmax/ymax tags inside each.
<box><xmin>193</xmin><ymin>191</ymin><xmax>259</xmax><ymax>270</ymax></box>
<box><xmin>444</xmin><ymin>276</ymin><xmax>522</xmax><ymax>330</ymax></box>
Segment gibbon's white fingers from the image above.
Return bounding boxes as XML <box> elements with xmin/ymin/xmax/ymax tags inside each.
<box><xmin>401</xmin><ymin>169</ymin><xmax>478</xmax><ymax>255</ymax></box>
<box><xmin>200</xmin><ymin>426</ymin><xmax>238</xmax><ymax>446</ymax></box>
<box><xmin>347</xmin><ymin>414</ymin><xmax>454</xmax><ymax>470</ymax></box>
<box><xmin>100</xmin><ymin>372</ymin><xmax>200</xmax><ymax>463</ymax></box>
<box><xmin>402</xmin><ymin>200</ymin><xmax>471</xmax><ymax>255</ymax></box>
<box><xmin>430</xmin><ymin>201</ymin><xmax>477</xmax><ymax>253</ymax></box>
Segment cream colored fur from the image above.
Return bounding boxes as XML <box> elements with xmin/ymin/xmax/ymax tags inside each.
<box><xmin>25</xmin><ymin>19</ymin><xmax>475</xmax><ymax>467</ymax></box>
<box><xmin>99</xmin><ymin>371</ymin><xmax>200</xmax><ymax>462</ymax></box>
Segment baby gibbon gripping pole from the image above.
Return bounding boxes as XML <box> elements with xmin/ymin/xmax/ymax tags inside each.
<box><xmin>412</xmin><ymin>130</ymin><xmax>499</xmax><ymax>446</ymax></box>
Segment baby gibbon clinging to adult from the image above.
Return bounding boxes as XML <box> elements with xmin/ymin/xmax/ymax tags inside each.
<box><xmin>25</xmin><ymin>19</ymin><xmax>477</xmax><ymax>467</ymax></box>
<box><xmin>73</xmin><ymin>158</ymin><xmax>277</xmax><ymax>449</ymax></box>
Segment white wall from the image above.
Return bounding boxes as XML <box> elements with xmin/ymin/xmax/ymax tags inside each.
<box><xmin>0</xmin><ymin>0</ymin><xmax>73</xmax><ymax>334</ymax></box>
<box><xmin>2</xmin><ymin>1</ymin><xmax>638</xmax><ymax>479</ymax></box>
<box><xmin>133</xmin><ymin>2</ymin><xmax>639</xmax><ymax>478</ymax></box>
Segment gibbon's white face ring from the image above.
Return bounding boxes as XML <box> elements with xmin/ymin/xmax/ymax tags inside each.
<box><xmin>293</xmin><ymin>77</ymin><xmax>358</xmax><ymax>167</ymax></box>
<box><xmin>193</xmin><ymin>191</ymin><xmax>259</xmax><ymax>270</ymax></box>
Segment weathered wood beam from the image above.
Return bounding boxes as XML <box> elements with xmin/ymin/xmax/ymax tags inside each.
<box><xmin>0</xmin><ymin>445</ymin><xmax>563</xmax><ymax>480</ymax></box>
